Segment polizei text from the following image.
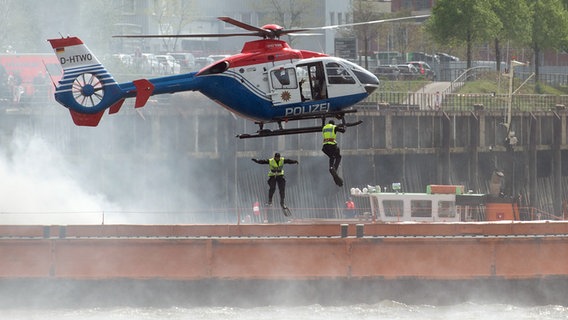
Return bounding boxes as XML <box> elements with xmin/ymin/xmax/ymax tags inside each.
<box><xmin>284</xmin><ymin>102</ymin><xmax>330</xmax><ymax>116</ymax></box>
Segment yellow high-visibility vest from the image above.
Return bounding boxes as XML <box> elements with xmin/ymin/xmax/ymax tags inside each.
<box><xmin>322</xmin><ymin>123</ymin><xmax>337</xmax><ymax>145</ymax></box>
<box><xmin>268</xmin><ymin>157</ymin><xmax>284</xmax><ymax>176</ymax></box>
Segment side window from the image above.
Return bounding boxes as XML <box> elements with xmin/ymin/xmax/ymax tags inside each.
<box><xmin>438</xmin><ymin>201</ymin><xmax>456</xmax><ymax>218</ymax></box>
<box><xmin>411</xmin><ymin>200</ymin><xmax>432</xmax><ymax>218</ymax></box>
<box><xmin>383</xmin><ymin>200</ymin><xmax>404</xmax><ymax>217</ymax></box>
<box><xmin>326</xmin><ymin>62</ymin><xmax>355</xmax><ymax>84</ymax></box>
<box><xmin>270</xmin><ymin>68</ymin><xmax>297</xmax><ymax>89</ymax></box>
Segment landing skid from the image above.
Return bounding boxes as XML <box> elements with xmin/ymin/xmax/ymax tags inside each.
<box><xmin>237</xmin><ymin>110</ymin><xmax>362</xmax><ymax>139</ymax></box>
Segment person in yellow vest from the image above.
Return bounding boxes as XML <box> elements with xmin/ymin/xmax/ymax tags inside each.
<box><xmin>252</xmin><ymin>152</ymin><xmax>298</xmax><ymax>209</ymax></box>
<box><xmin>322</xmin><ymin>120</ymin><xmax>345</xmax><ymax>186</ymax></box>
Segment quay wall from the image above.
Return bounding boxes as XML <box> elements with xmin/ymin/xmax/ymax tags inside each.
<box><xmin>1</xmin><ymin>223</ymin><xmax>568</xmax><ymax>280</ymax></box>
<box><xmin>0</xmin><ymin>99</ymin><xmax>567</xmax><ymax>218</ymax></box>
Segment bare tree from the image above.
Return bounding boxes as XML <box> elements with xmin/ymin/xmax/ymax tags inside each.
<box><xmin>153</xmin><ymin>0</ymin><xmax>197</xmax><ymax>52</ymax></box>
<box><xmin>351</xmin><ymin>0</ymin><xmax>381</xmax><ymax>69</ymax></box>
<box><xmin>0</xmin><ymin>0</ymin><xmax>16</xmax><ymax>51</ymax></box>
<box><xmin>256</xmin><ymin>0</ymin><xmax>317</xmax><ymax>46</ymax></box>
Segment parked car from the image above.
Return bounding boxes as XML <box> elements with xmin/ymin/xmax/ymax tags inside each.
<box><xmin>167</xmin><ymin>52</ymin><xmax>195</xmax><ymax>72</ymax></box>
<box><xmin>155</xmin><ymin>54</ymin><xmax>181</xmax><ymax>74</ymax></box>
<box><xmin>373</xmin><ymin>65</ymin><xmax>400</xmax><ymax>80</ymax></box>
<box><xmin>396</xmin><ymin>64</ymin><xmax>419</xmax><ymax>80</ymax></box>
<box><xmin>409</xmin><ymin>61</ymin><xmax>436</xmax><ymax>80</ymax></box>
<box><xmin>195</xmin><ymin>56</ymin><xmax>215</xmax><ymax>69</ymax></box>
<box><xmin>137</xmin><ymin>53</ymin><xmax>160</xmax><ymax>74</ymax></box>
<box><xmin>112</xmin><ymin>54</ymin><xmax>133</xmax><ymax>66</ymax></box>
<box><xmin>408</xmin><ymin>52</ymin><xmax>439</xmax><ymax>63</ymax></box>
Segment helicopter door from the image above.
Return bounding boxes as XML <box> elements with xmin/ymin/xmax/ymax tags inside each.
<box><xmin>268</xmin><ymin>67</ymin><xmax>300</xmax><ymax>105</ymax></box>
<box><xmin>296</xmin><ymin>62</ymin><xmax>328</xmax><ymax>101</ymax></box>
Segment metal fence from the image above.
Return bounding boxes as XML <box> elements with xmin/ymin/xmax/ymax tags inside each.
<box><xmin>365</xmin><ymin>91</ymin><xmax>568</xmax><ymax>112</ymax></box>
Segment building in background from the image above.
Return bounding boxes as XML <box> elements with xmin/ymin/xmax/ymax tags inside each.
<box><xmin>112</xmin><ymin>0</ymin><xmax>354</xmax><ymax>58</ymax></box>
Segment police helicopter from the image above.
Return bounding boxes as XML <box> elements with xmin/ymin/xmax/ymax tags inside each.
<box><xmin>47</xmin><ymin>15</ymin><xmax>428</xmax><ymax>138</ymax></box>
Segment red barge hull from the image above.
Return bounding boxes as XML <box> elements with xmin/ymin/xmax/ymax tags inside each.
<box><xmin>1</xmin><ymin>222</ymin><xmax>567</xmax><ymax>306</ymax></box>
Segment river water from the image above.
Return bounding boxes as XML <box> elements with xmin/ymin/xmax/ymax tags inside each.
<box><xmin>1</xmin><ymin>302</ymin><xmax>566</xmax><ymax>320</ymax></box>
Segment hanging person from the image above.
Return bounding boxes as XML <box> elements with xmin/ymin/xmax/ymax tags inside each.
<box><xmin>322</xmin><ymin>120</ymin><xmax>345</xmax><ymax>186</ymax></box>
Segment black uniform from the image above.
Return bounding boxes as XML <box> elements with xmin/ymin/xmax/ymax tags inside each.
<box><xmin>252</xmin><ymin>153</ymin><xmax>298</xmax><ymax>208</ymax></box>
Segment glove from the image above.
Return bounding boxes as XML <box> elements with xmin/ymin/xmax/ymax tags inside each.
<box><xmin>294</xmin><ymin>160</ymin><xmax>299</xmax><ymax>164</ymax></box>
<box><xmin>251</xmin><ymin>158</ymin><xmax>258</xmax><ymax>163</ymax></box>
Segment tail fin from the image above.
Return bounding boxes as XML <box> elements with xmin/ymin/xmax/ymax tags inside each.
<box><xmin>47</xmin><ymin>37</ymin><xmax>134</xmax><ymax>126</ymax></box>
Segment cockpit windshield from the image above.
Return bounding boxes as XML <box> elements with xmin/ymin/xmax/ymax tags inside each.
<box><xmin>325</xmin><ymin>62</ymin><xmax>356</xmax><ymax>84</ymax></box>
<box><xmin>343</xmin><ymin>60</ymin><xmax>380</xmax><ymax>86</ymax></box>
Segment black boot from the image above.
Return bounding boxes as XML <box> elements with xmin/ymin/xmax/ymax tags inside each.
<box><xmin>329</xmin><ymin>168</ymin><xmax>343</xmax><ymax>187</ymax></box>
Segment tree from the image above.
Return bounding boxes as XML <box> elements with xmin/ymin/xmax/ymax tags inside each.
<box><xmin>491</xmin><ymin>0</ymin><xmax>532</xmax><ymax>73</ymax></box>
<box><xmin>529</xmin><ymin>0</ymin><xmax>568</xmax><ymax>86</ymax></box>
<box><xmin>256</xmin><ymin>0</ymin><xmax>318</xmax><ymax>47</ymax></box>
<box><xmin>0</xmin><ymin>0</ymin><xmax>44</xmax><ymax>52</ymax></box>
<box><xmin>351</xmin><ymin>0</ymin><xmax>382</xmax><ymax>70</ymax></box>
<box><xmin>426</xmin><ymin>0</ymin><xmax>502</xmax><ymax>70</ymax></box>
<box><xmin>152</xmin><ymin>0</ymin><xmax>197</xmax><ymax>52</ymax></box>
<box><xmin>78</xmin><ymin>0</ymin><xmax>121</xmax><ymax>53</ymax></box>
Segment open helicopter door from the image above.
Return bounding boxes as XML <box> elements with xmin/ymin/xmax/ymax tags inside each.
<box><xmin>268</xmin><ymin>62</ymin><xmax>329</xmax><ymax>106</ymax></box>
<box><xmin>296</xmin><ymin>62</ymin><xmax>328</xmax><ymax>101</ymax></box>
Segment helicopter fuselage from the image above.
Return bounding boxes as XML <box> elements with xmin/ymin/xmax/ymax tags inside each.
<box><xmin>48</xmin><ymin>37</ymin><xmax>379</xmax><ymax>130</ymax></box>
<box><xmin>118</xmin><ymin>39</ymin><xmax>379</xmax><ymax>123</ymax></box>
<box><xmin>192</xmin><ymin>39</ymin><xmax>379</xmax><ymax>122</ymax></box>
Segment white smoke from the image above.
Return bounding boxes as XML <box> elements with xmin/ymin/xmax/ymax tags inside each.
<box><xmin>0</xmin><ymin>129</ymin><xmax>119</xmax><ymax>224</ymax></box>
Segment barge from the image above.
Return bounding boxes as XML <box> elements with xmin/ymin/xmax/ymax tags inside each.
<box><xmin>0</xmin><ymin>185</ymin><xmax>567</xmax><ymax>307</ymax></box>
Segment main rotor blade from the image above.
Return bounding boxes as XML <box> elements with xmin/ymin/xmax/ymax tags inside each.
<box><xmin>113</xmin><ymin>32</ymin><xmax>259</xmax><ymax>38</ymax></box>
<box><xmin>319</xmin><ymin>14</ymin><xmax>430</xmax><ymax>30</ymax></box>
<box><xmin>218</xmin><ymin>16</ymin><xmax>264</xmax><ymax>33</ymax></box>
<box><xmin>113</xmin><ymin>14</ymin><xmax>429</xmax><ymax>39</ymax></box>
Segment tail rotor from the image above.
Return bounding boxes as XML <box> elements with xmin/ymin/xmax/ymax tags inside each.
<box><xmin>72</xmin><ymin>73</ymin><xmax>105</xmax><ymax>108</ymax></box>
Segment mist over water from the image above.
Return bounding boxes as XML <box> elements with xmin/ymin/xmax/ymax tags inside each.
<box><xmin>1</xmin><ymin>302</ymin><xmax>567</xmax><ymax>320</ymax></box>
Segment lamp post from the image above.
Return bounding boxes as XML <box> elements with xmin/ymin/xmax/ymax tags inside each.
<box><xmin>504</xmin><ymin>60</ymin><xmax>525</xmax><ymax>198</ymax></box>
<box><xmin>505</xmin><ymin>60</ymin><xmax>526</xmax><ymax>133</ymax></box>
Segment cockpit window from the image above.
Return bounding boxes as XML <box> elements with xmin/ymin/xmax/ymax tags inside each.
<box><xmin>326</xmin><ymin>62</ymin><xmax>356</xmax><ymax>84</ymax></box>
<box><xmin>270</xmin><ymin>67</ymin><xmax>298</xmax><ymax>89</ymax></box>
<box><xmin>344</xmin><ymin>60</ymin><xmax>380</xmax><ymax>85</ymax></box>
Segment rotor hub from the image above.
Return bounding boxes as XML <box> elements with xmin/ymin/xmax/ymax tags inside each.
<box><xmin>82</xmin><ymin>84</ymin><xmax>95</xmax><ymax>96</ymax></box>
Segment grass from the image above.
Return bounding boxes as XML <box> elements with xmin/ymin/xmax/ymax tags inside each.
<box><xmin>455</xmin><ymin>71</ymin><xmax>568</xmax><ymax>95</ymax></box>
<box><xmin>377</xmin><ymin>80</ymin><xmax>430</xmax><ymax>92</ymax></box>
<box><xmin>377</xmin><ymin>71</ymin><xmax>568</xmax><ymax>95</ymax></box>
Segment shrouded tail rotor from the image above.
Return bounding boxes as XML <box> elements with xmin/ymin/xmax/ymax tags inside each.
<box><xmin>72</xmin><ymin>73</ymin><xmax>104</xmax><ymax>108</ymax></box>
<box><xmin>48</xmin><ymin>36</ymin><xmax>126</xmax><ymax>126</ymax></box>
